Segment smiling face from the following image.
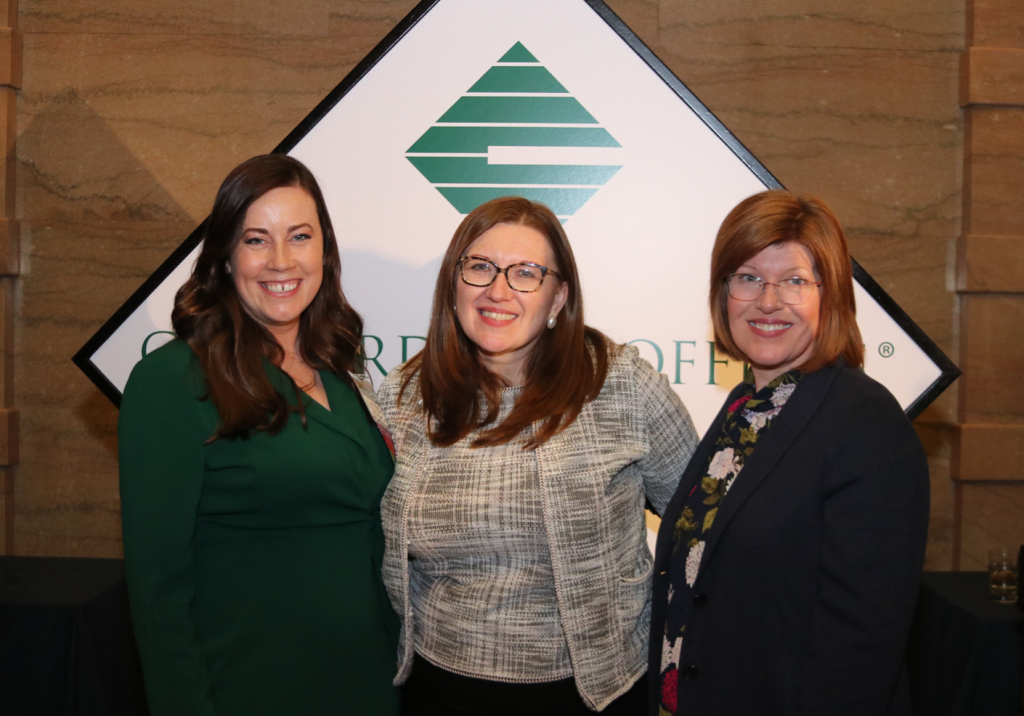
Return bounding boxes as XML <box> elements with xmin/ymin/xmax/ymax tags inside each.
<box><xmin>229</xmin><ymin>185</ymin><xmax>324</xmax><ymax>348</ymax></box>
<box><xmin>455</xmin><ymin>222</ymin><xmax>569</xmax><ymax>385</ymax></box>
<box><xmin>727</xmin><ymin>241</ymin><xmax>821</xmax><ymax>390</ymax></box>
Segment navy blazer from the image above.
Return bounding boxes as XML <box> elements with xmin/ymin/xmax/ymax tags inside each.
<box><xmin>649</xmin><ymin>359</ymin><xmax>929</xmax><ymax>716</ymax></box>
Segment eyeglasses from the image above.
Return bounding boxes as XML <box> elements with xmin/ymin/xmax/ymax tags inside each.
<box><xmin>726</xmin><ymin>273</ymin><xmax>822</xmax><ymax>305</ymax></box>
<box><xmin>459</xmin><ymin>255</ymin><xmax>561</xmax><ymax>293</ymax></box>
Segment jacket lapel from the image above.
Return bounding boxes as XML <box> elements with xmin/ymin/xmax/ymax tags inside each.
<box><xmin>692</xmin><ymin>359</ymin><xmax>845</xmax><ymax>585</ymax></box>
<box><xmin>264</xmin><ymin>358</ymin><xmax>392</xmax><ymax>454</ymax></box>
<box><xmin>306</xmin><ymin>371</ymin><xmax>394</xmax><ymax>456</ymax></box>
<box><xmin>347</xmin><ymin>372</ymin><xmax>395</xmax><ymax>461</ymax></box>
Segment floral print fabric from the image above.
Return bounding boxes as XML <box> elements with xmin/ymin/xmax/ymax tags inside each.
<box><xmin>658</xmin><ymin>370</ymin><xmax>801</xmax><ymax>715</ymax></box>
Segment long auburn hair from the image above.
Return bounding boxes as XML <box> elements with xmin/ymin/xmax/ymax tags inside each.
<box><xmin>172</xmin><ymin>154</ymin><xmax>365</xmax><ymax>440</ymax></box>
<box><xmin>401</xmin><ymin>196</ymin><xmax>610</xmax><ymax>450</ymax></box>
<box><xmin>709</xmin><ymin>190</ymin><xmax>864</xmax><ymax>372</ymax></box>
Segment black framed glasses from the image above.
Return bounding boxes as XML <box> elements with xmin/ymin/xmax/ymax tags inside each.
<box><xmin>726</xmin><ymin>273</ymin><xmax>822</xmax><ymax>305</ymax></box>
<box><xmin>459</xmin><ymin>255</ymin><xmax>561</xmax><ymax>293</ymax></box>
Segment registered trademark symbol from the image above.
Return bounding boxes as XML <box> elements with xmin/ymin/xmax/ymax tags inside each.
<box><xmin>879</xmin><ymin>342</ymin><xmax>895</xmax><ymax>358</ymax></box>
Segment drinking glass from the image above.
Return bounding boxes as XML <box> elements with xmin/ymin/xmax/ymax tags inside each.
<box><xmin>988</xmin><ymin>547</ymin><xmax>1018</xmax><ymax>603</ymax></box>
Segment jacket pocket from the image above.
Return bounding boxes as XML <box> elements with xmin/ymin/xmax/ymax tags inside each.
<box><xmin>620</xmin><ymin>553</ymin><xmax>654</xmax><ymax>584</ymax></box>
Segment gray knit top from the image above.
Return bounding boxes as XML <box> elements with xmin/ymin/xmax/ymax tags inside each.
<box><xmin>406</xmin><ymin>385</ymin><xmax>573</xmax><ymax>682</ymax></box>
<box><xmin>379</xmin><ymin>344</ymin><xmax>698</xmax><ymax>710</ymax></box>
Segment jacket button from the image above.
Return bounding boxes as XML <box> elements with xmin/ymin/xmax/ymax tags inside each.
<box><xmin>692</xmin><ymin>592</ymin><xmax>708</xmax><ymax>606</ymax></box>
<box><xmin>682</xmin><ymin>664</ymin><xmax>699</xmax><ymax>679</ymax></box>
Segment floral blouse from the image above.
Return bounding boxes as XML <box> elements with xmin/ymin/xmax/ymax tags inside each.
<box><xmin>658</xmin><ymin>370</ymin><xmax>801</xmax><ymax>715</ymax></box>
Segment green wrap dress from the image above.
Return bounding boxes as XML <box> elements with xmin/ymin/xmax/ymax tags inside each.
<box><xmin>118</xmin><ymin>339</ymin><xmax>398</xmax><ymax>716</ymax></box>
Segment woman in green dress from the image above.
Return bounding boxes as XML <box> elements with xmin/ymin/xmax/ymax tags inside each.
<box><xmin>119</xmin><ymin>154</ymin><xmax>399</xmax><ymax>716</ymax></box>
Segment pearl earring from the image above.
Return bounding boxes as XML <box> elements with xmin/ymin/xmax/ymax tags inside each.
<box><xmin>546</xmin><ymin>315</ymin><xmax>557</xmax><ymax>329</ymax></box>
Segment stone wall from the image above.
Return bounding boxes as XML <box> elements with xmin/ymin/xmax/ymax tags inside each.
<box><xmin>953</xmin><ymin>0</ymin><xmax>1024</xmax><ymax>569</ymax></box>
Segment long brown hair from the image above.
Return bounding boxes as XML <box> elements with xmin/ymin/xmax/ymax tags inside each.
<box><xmin>709</xmin><ymin>190</ymin><xmax>864</xmax><ymax>372</ymax></box>
<box><xmin>172</xmin><ymin>154</ymin><xmax>365</xmax><ymax>440</ymax></box>
<box><xmin>402</xmin><ymin>197</ymin><xmax>610</xmax><ymax>449</ymax></box>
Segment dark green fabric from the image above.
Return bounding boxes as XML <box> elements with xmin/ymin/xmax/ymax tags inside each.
<box><xmin>119</xmin><ymin>339</ymin><xmax>398</xmax><ymax>716</ymax></box>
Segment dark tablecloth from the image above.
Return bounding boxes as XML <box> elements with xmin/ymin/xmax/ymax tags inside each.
<box><xmin>0</xmin><ymin>556</ymin><xmax>148</xmax><ymax>716</ymax></box>
<box><xmin>3</xmin><ymin>561</ymin><xmax>1022</xmax><ymax>716</ymax></box>
<box><xmin>907</xmin><ymin>571</ymin><xmax>1024</xmax><ymax>716</ymax></box>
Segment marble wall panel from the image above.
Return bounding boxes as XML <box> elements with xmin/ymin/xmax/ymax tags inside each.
<box><xmin>0</xmin><ymin>28</ymin><xmax>21</xmax><ymax>88</ymax></box>
<box><xmin>648</xmin><ymin>42</ymin><xmax>961</xmax><ymax>235</ymax></box>
<box><xmin>21</xmin><ymin>32</ymin><xmax>381</xmax><ymax>221</ymax></box>
<box><xmin>0</xmin><ymin>1</ymin><xmax>15</xmax><ymax>29</ymax></box>
<box><xmin>964</xmin><ymin>108</ymin><xmax>1024</xmax><ymax>236</ymax></box>
<box><xmin>20</xmin><ymin>0</ymin><xmax>331</xmax><ymax>36</ymax></box>
<box><xmin>14</xmin><ymin>218</ymin><xmax>193</xmax><ymax>556</ymax></box>
<box><xmin>957</xmin><ymin>234</ymin><xmax>1024</xmax><ymax>292</ymax></box>
<box><xmin>18</xmin><ymin>88</ymin><xmax>194</xmax><ymax>223</ymax></box>
<box><xmin>917</xmin><ymin>385</ymin><xmax>959</xmax><ymax>425</ymax></box>
<box><xmin>327</xmin><ymin>0</ymin><xmax>421</xmax><ymax>40</ymax></box>
<box><xmin>659</xmin><ymin>0</ymin><xmax>963</xmax><ymax>52</ymax></box>
<box><xmin>846</xmin><ymin>231</ymin><xmax>955</xmax><ymax>361</ymax></box>
<box><xmin>0</xmin><ymin>87</ymin><xmax>16</xmax><ymax>219</ymax></box>
<box><xmin>0</xmin><ymin>218</ymin><xmax>19</xmax><ymax>275</ymax></box>
<box><xmin>916</xmin><ymin>422</ymin><xmax>957</xmax><ymax>569</ymax></box>
<box><xmin>959</xmin><ymin>294</ymin><xmax>1024</xmax><ymax>424</ymax></box>
<box><xmin>962</xmin><ymin>47</ymin><xmax>1024</xmax><ymax>106</ymax></box>
<box><xmin>954</xmin><ymin>424</ymin><xmax>1024</xmax><ymax>480</ymax></box>
<box><xmin>969</xmin><ymin>0</ymin><xmax>1024</xmax><ymax>48</ymax></box>
<box><xmin>604</xmin><ymin>0</ymin><xmax>659</xmax><ymax>43</ymax></box>
<box><xmin>15</xmin><ymin>71</ymin><xmax>196</xmax><ymax>557</ymax></box>
<box><xmin>958</xmin><ymin>482</ymin><xmax>1024</xmax><ymax>570</ymax></box>
<box><xmin>0</xmin><ymin>279</ymin><xmax>11</xmax><ymax>405</ymax></box>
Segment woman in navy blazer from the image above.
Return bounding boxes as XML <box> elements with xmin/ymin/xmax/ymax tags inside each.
<box><xmin>649</xmin><ymin>190</ymin><xmax>929</xmax><ymax>716</ymax></box>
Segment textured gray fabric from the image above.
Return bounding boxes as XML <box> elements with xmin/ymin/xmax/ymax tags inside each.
<box><xmin>379</xmin><ymin>344</ymin><xmax>699</xmax><ymax>711</ymax></box>
<box><xmin>406</xmin><ymin>385</ymin><xmax>573</xmax><ymax>683</ymax></box>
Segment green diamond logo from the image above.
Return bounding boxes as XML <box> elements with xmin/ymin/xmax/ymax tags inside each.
<box><xmin>406</xmin><ymin>42</ymin><xmax>623</xmax><ymax>222</ymax></box>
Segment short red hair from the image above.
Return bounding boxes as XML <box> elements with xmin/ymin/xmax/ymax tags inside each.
<box><xmin>709</xmin><ymin>190</ymin><xmax>864</xmax><ymax>372</ymax></box>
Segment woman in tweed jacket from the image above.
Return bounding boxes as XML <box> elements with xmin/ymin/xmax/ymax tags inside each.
<box><xmin>378</xmin><ymin>197</ymin><xmax>698</xmax><ymax>714</ymax></box>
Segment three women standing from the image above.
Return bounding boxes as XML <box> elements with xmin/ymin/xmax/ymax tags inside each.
<box><xmin>119</xmin><ymin>155</ymin><xmax>399</xmax><ymax>715</ymax></box>
<box><xmin>121</xmin><ymin>169</ymin><xmax>928</xmax><ymax>716</ymax></box>
<box><xmin>378</xmin><ymin>197</ymin><xmax>698</xmax><ymax>715</ymax></box>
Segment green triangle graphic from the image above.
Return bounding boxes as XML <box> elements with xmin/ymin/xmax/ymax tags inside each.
<box><xmin>498</xmin><ymin>42</ymin><xmax>538</xmax><ymax>63</ymax></box>
<box><xmin>468</xmin><ymin>66</ymin><xmax>567</xmax><ymax>94</ymax></box>
<box><xmin>406</xmin><ymin>43</ymin><xmax>623</xmax><ymax>220</ymax></box>
<box><xmin>437</xmin><ymin>97</ymin><xmax>597</xmax><ymax>124</ymax></box>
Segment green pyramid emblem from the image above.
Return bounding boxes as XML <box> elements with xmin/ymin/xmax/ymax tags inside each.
<box><xmin>406</xmin><ymin>42</ymin><xmax>623</xmax><ymax>221</ymax></box>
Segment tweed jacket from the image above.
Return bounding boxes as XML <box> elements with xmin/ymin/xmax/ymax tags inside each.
<box><xmin>379</xmin><ymin>345</ymin><xmax>698</xmax><ymax>711</ymax></box>
<box><xmin>648</xmin><ymin>359</ymin><xmax>930</xmax><ymax>715</ymax></box>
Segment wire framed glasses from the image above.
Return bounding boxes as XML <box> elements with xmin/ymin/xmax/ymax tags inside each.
<box><xmin>726</xmin><ymin>273</ymin><xmax>822</xmax><ymax>305</ymax></box>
